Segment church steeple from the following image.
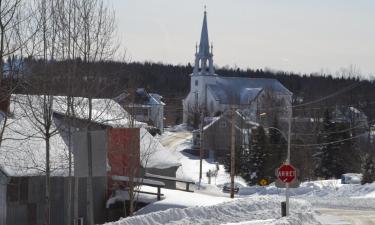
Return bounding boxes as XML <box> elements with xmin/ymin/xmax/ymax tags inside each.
<box><xmin>193</xmin><ymin>9</ymin><xmax>215</xmax><ymax>75</ymax></box>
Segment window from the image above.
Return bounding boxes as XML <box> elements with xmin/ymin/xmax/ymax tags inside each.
<box><xmin>195</xmin><ymin>80</ymin><xmax>198</xmax><ymax>86</ymax></box>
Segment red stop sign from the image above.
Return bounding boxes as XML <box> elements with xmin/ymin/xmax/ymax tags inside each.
<box><xmin>277</xmin><ymin>164</ymin><xmax>296</xmax><ymax>183</ymax></box>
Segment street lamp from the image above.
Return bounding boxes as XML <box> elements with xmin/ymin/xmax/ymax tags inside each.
<box><xmin>260</xmin><ymin>111</ymin><xmax>292</xmax><ymax>216</ymax></box>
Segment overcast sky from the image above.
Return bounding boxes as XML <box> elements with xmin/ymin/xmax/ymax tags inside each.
<box><xmin>112</xmin><ymin>0</ymin><xmax>375</xmax><ymax>76</ymax></box>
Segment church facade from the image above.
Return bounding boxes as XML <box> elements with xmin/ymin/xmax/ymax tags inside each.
<box><xmin>182</xmin><ymin>10</ymin><xmax>292</xmax><ymax>127</ymax></box>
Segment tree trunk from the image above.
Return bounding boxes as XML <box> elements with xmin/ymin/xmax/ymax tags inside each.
<box><xmin>45</xmin><ymin>135</ymin><xmax>51</xmax><ymax>225</ymax></box>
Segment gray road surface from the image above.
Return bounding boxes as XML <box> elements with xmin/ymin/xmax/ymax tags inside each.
<box><xmin>316</xmin><ymin>208</ymin><xmax>375</xmax><ymax>225</ymax></box>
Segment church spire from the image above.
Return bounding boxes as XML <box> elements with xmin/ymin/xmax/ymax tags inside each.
<box><xmin>198</xmin><ymin>9</ymin><xmax>210</xmax><ymax>57</ymax></box>
<box><xmin>193</xmin><ymin>8</ymin><xmax>215</xmax><ymax>76</ymax></box>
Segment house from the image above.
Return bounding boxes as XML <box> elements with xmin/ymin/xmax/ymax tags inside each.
<box><xmin>114</xmin><ymin>88</ymin><xmax>165</xmax><ymax>133</ymax></box>
<box><xmin>182</xmin><ymin>10</ymin><xmax>292</xmax><ymax>128</ymax></box>
<box><xmin>332</xmin><ymin>106</ymin><xmax>369</xmax><ymax>132</ymax></box>
<box><xmin>52</xmin><ymin>96</ymin><xmax>180</xmax><ymax>188</ymax></box>
<box><xmin>0</xmin><ymin>94</ymin><xmax>180</xmax><ymax>225</ymax></box>
<box><xmin>193</xmin><ymin>111</ymin><xmax>259</xmax><ymax>160</ymax></box>
<box><xmin>0</xmin><ymin>95</ymin><xmax>75</xmax><ymax>225</ymax></box>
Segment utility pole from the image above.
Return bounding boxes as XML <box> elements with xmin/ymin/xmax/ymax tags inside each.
<box><xmin>199</xmin><ymin>85</ymin><xmax>207</xmax><ymax>189</ymax></box>
<box><xmin>199</xmin><ymin>109</ymin><xmax>204</xmax><ymax>189</ymax></box>
<box><xmin>285</xmin><ymin>101</ymin><xmax>292</xmax><ymax>216</ymax></box>
<box><xmin>230</xmin><ymin>107</ymin><xmax>236</xmax><ymax>198</ymax></box>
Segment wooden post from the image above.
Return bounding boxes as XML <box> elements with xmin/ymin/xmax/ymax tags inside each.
<box><xmin>185</xmin><ymin>183</ymin><xmax>189</xmax><ymax>192</ymax></box>
<box><xmin>199</xmin><ymin>111</ymin><xmax>204</xmax><ymax>189</ymax></box>
<box><xmin>157</xmin><ymin>187</ymin><xmax>161</xmax><ymax>200</ymax></box>
<box><xmin>230</xmin><ymin>107</ymin><xmax>235</xmax><ymax>198</ymax></box>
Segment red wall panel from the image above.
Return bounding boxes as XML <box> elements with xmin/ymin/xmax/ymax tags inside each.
<box><xmin>107</xmin><ymin>128</ymin><xmax>140</xmax><ymax>192</ymax></box>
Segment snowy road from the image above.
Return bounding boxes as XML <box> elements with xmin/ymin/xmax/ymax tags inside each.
<box><xmin>316</xmin><ymin>208</ymin><xmax>375</xmax><ymax>225</ymax></box>
<box><xmin>160</xmin><ymin>131</ymin><xmax>192</xmax><ymax>149</ymax></box>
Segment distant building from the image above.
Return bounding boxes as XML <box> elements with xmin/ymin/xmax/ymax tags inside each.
<box><xmin>193</xmin><ymin>112</ymin><xmax>258</xmax><ymax>160</ymax></box>
<box><xmin>182</xmin><ymin>10</ymin><xmax>292</xmax><ymax>128</ymax></box>
<box><xmin>114</xmin><ymin>88</ymin><xmax>165</xmax><ymax>133</ymax></box>
<box><xmin>332</xmin><ymin>106</ymin><xmax>369</xmax><ymax>131</ymax></box>
<box><xmin>332</xmin><ymin>106</ymin><xmax>370</xmax><ymax>145</ymax></box>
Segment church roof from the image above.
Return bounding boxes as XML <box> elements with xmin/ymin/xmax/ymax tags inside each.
<box><xmin>207</xmin><ymin>77</ymin><xmax>291</xmax><ymax>105</ymax></box>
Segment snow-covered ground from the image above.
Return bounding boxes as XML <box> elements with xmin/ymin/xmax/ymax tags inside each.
<box><xmin>105</xmin><ymin>196</ymin><xmax>320</xmax><ymax>225</ymax></box>
<box><xmin>105</xmin><ymin>127</ymin><xmax>375</xmax><ymax>225</ymax></box>
<box><xmin>159</xmin><ymin>127</ymin><xmax>248</xmax><ymax>189</ymax></box>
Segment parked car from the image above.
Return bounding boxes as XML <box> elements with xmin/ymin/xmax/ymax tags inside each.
<box><xmin>222</xmin><ymin>182</ymin><xmax>242</xmax><ymax>193</ymax></box>
<box><xmin>341</xmin><ymin>173</ymin><xmax>362</xmax><ymax>184</ymax></box>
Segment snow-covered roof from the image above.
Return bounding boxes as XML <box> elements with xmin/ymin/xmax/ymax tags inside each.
<box><xmin>333</xmin><ymin>106</ymin><xmax>368</xmax><ymax>124</ymax></box>
<box><xmin>0</xmin><ymin>96</ymin><xmax>69</xmax><ymax>176</ymax></box>
<box><xmin>208</xmin><ymin>77</ymin><xmax>291</xmax><ymax>105</ymax></box>
<box><xmin>52</xmin><ymin>96</ymin><xmax>145</xmax><ymax>128</ymax></box>
<box><xmin>113</xmin><ymin>89</ymin><xmax>164</xmax><ymax>107</ymax></box>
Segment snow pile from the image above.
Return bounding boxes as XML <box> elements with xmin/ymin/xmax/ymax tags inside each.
<box><xmin>140</xmin><ymin>128</ymin><xmax>181</xmax><ymax>169</ymax></box>
<box><xmin>107</xmin><ymin>185</ymin><xmax>230</xmax><ymax>214</ymax></box>
<box><xmin>104</xmin><ymin>196</ymin><xmax>319</xmax><ymax>225</ymax></box>
<box><xmin>238</xmin><ymin>179</ymin><xmax>375</xmax><ymax>210</ymax></box>
<box><xmin>239</xmin><ymin>179</ymin><xmax>375</xmax><ymax>199</ymax></box>
<box><xmin>135</xmin><ymin>186</ymin><xmax>230</xmax><ymax>215</ymax></box>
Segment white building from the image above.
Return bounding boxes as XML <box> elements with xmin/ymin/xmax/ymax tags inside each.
<box><xmin>182</xmin><ymin>11</ymin><xmax>292</xmax><ymax>126</ymax></box>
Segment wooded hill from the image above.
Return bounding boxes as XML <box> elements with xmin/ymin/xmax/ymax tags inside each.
<box><xmin>14</xmin><ymin>59</ymin><xmax>375</xmax><ymax>125</ymax></box>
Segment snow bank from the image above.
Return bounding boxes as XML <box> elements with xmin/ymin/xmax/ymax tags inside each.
<box><xmin>238</xmin><ymin>179</ymin><xmax>375</xmax><ymax>210</ymax></box>
<box><xmin>140</xmin><ymin>128</ymin><xmax>181</xmax><ymax>169</ymax></box>
<box><xmin>135</xmin><ymin>186</ymin><xmax>230</xmax><ymax>215</ymax></box>
<box><xmin>239</xmin><ymin>179</ymin><xmax>375</xmax><ymax>199</ymax></box>
<box><xmin>104</xmin><ymin>196</ymin><xmax>320</xmax><ymax>225</ymax></box>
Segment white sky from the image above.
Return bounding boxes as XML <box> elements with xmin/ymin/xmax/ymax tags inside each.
<box><xmin>112</xmin><ymin>0</ymin><xmax>375</xmax><ymax>76</ymax></box>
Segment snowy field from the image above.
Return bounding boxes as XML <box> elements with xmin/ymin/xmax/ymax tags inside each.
<box><xmin>104</xmin><ymin>127</ymin><xmax>375</xmax><ymax>225</ymax></box>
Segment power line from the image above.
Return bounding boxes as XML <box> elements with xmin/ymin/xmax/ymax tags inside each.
<box><xmin>292</xmin><ymin>133</ymin><xmax>367</xmax><ymax>148</ymax></box>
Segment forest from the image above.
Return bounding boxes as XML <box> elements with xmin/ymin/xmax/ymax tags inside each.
<box><xmin>12</xmin><ymin>59</ymin><xmax>375</xmax><ymax>126</ymax></box>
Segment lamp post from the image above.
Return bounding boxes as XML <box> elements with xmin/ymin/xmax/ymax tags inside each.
<box><xmin>260</xmin><ymin>110</ymin><xmax>292</xmax><ymax>216</ymax></box>
<box><xmin>285</xmin><ymin>107</ymin><xmax>292</xmax><ymax>216</ymax></box>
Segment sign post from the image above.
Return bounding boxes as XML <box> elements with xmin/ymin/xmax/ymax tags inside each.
<box><xmin>276</xmin><ymin>164</ymin><xmax>297</xmax><ymax>217</ymax></box>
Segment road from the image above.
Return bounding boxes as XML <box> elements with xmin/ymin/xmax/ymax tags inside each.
<box><xmin>160</xmin><ymin>131</ymin><xmax>192</xmax><ymax>149</ymax></box>
<box><xmin>316</xmin><ymin>208</ymin><xmax>375</xmax><ymax>225</ymax></box>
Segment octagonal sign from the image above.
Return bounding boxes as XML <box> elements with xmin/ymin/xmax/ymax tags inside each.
<box><xmin>277</xmin><ymin>164</ymin><xmax>297</xmax><ymax>183</ymax></box>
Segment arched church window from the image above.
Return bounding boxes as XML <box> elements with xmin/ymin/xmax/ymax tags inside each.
<box><xmin>195</xmin><ymin>80</ymin><xmax>198</xmax><ymax>86</ymax></box>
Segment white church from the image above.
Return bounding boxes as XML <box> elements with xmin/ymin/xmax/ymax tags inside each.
<box><xmin>182</xmin><ymin>10</ymin><xmax>292</xmax><ymax>126</ymax></box>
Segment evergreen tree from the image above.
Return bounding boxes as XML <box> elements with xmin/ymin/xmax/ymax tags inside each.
<box><xmin>223</xmin><ymin>126</ymin><xmax>268</xmax><ymax>185</ymax></box>
<box><xmin>361</xmin><ymin>154</ymin><xmax>375</xmax><ymax>185</ymax></box>
<box><xmin>223</xmin><ymin>145</ymin><xmax>243</xmax><ymax>176</ymax></box>
<box><xmin>245</xmin><ymin>126</ymin><xmax>268</xmax><ymax>185</ymax></box>
<box><xmin>314</xmin><ymin>109</ymin><xmax>346</xmax><ymax>179</ymax></box>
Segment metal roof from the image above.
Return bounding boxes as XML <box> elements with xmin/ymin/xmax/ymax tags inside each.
<box><xmin>208</xmin><ymin>77</ymin><xmax>291</xmax><ymax>105</ymax></box>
